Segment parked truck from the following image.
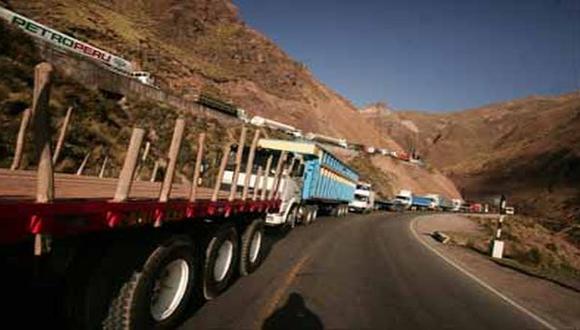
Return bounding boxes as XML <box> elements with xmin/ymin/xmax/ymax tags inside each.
<box><xmin>348</xmin><ymin>182</ymin><xmax>376</xmax><ymax>213</ymax></box>
<box><xmin>426</xmin><ymin>194</ymin><xmax>453</xmax><ymax>211</ymax></box>
<box><xmin>410</xmin><ymin>195</ymin><xmax>435</xmax><ymax>211</ymax></box>
<box><xmin>251</xmin><ymin>139</ymin><xmax>359</xmax><ymax>226</ymax></box>
<box><xmin>394</xmin><ymin>189</ymin><xmax>413</xmax><ymax>210</ymax></box>
<box><xmin>304</xmin><ymin>132</ymin><xmax>349</xmax><ymax>149</ymax></box>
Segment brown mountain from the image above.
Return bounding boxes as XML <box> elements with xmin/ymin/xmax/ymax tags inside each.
<box><xmin>4</xmin><ymin>0</ymin><xmax>399</xmax><ymax>149</ymax></box>
<box><xmin>373</xmin><ymin>92</ymin><xmax>580</xmax><ymax>222</ymax></box>
<box><xmin>3</xmin><ymin>0</ymin><xmax>462</xmax><ymax>198</ymax></box>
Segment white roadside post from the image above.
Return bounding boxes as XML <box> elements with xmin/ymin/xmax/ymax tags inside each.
<box><xmin>491</xmin><ymin>195</ymin><xmax>507</xmax><ymax>259</ymax></box>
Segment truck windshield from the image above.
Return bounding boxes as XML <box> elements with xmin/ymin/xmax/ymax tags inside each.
<box><xmin>396</xmin><ymin>195</ymin><xmax>410</xmax><ymax>201</ymax></box>
<box><xmin>355</xmin><ymin>195</ymin><xmax>369</xmax><ymax>202</ymax></box>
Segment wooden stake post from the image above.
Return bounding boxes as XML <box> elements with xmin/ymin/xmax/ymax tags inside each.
<box><xmin>114</xmin><ymin>128</ymin><xmax>145</xmax><ymax>202</ymax></box>
<box><xmin>260</xmin><ymin>155</ymin><xmax>273</xmax><ymax>201</ymax></box>
<box><xmin>52</xmin><ymin>106</ymin><xmax>73</xmax><ymax>164</ymax></box>
<box><xmin>134</xmin><ymin>141</ymin><xmax>151</xmax><ymax>181</ymax></box>
<box><xmin>76</xmin><ymin>152</ymin><xmax>91</xmax><ymax>175</ymax></box>
<box><xmin>189</xmin><ymin>133</ymin><xmax>206</xmax><ymax>202</ymax></box>
<box><xmin>10</xmin><ymin>108</ymin><xmax>31</xmax><ymax>170</ymax></box>
<box><xmin>32</xmin><ymin>63</ymin><xmax>55</xmax><ymax>204</ymax></box>
<box><xmin>229</xmin><ymin>127</ymin><xmax>247</xmax><ymax>201</ymax></box>
<box><xmin>98</xmin><ymin>156</ymin><xmax>109</xmax><ymax>178</ymax></box>
<box><xmin>269</xmin><ymin>151</ymin><xmax>287</xmax><ymax>200</ymax></box>
<box><xmin>212</xmin><ymin>143</ymin><xmax>232</xmax><ymax>202</ymax></box>
<box><xmin>252</xmin><ymin>166</ymin><xmax>263</xmax><ymax>201</ymax></box>
<box><xmin>159</xmin><ymin>118</ymin><xmax>185</xmax><ymax>202</ymax></box>
<box><xmin>150</xmin><ymin>160</ymin><xmax>160</xmax><ymax>182</ymax></box>
<box><xmin>31</xmin><ymin>63</ymin><xmax>54</xmax><ymax>255</ymax></box>
<box><xmin>242</xmin><ymin>130</ymin><xmax>260</xmax><ymax>200</ymax></box>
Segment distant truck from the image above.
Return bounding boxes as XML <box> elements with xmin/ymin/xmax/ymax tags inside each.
<box><xmin>411</xmin><ymin>195</ymin><xmax>436</xmax><ymax>211</ymax></box>
<box><xmin>225</xmin><ymin>139</ymin><xmax>359</xmax><ymax>227</ymax></box>
<box><xmin>426</xmin><ymin>194</ymin><xmax>453</xmax><ymax>211</ymax></box>
<box><xmin>469</xmin><ymin>203</ymin><xmax>483</xmax><ymax>213</ymax></box>
<box><xmin>452</xmin><ymin>199</ymin><xmax>464</xmax><ymax>212</ymax></box>
<box><xmin>394</xmin><ymin>189</ymin><xmax>413</xmax><ymax>209</ymax></box>
<box><xmin>304</xmin><ymin>133</ymin><xmax>348</xmax><ymax>149</ymax></box>
<box><xmin>395</xmin><ymin>190</ymin><xmax>435</xmax><ymax>211</ymax></box>
<box><xmin>348</xmin><ymin>182</ymin><xmax>376</xmax><ymax>213</ymax></box>
<box><xmin>131</xmin><ymin>71</ymin><xmax>156</xmax><ymax>87</ymax></box>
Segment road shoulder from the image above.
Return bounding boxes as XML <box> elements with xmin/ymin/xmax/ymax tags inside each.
<box><xmin>410</xmin><ymin>214</ymin><xmax>580</xmax><ymax>330</ymax></box>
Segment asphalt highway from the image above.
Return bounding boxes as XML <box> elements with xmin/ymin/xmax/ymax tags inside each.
<box><xmin>181</xmin><ymin>212</ymin><xmax>545</xmax><ymax>330</ymax></box>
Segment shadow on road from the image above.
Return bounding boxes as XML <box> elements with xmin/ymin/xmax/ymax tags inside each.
<box><xmin>262</xmin><ymin>292</ymin><xmax>324</xmax><ymax>330</ymax></box>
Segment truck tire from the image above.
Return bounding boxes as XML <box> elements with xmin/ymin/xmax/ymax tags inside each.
<box><xmin>103</xmin><ymin>237</ymin><xmax>196</xmax><ymax>330</ymax></box>
<box><xmin>286</xmin><ymin>206</ymin><xmax>298</xmax><ymax>229</ymax></box>
<box><xmin>311</xmin><ymin>207</ymin><xmax>318</xmax><ymax>221</ymax></box>
<box><xmin>301</xmin><ymin>206</ymin><xmax>312</xmax><ymax>226</ymax></box>
<box><xmin>240</xmin><ymin>218</ymin><xmax>265</xmax><ymax>276</ymax></box>
<box><xmin>330</xmin><ymin>206</ymin><xmax>340</xmax><ymax>217</ymax></box>
<box><xmin>203</xmin><ymin>224</ymin><xmax>239</xmax><ymax>300</ymax></box>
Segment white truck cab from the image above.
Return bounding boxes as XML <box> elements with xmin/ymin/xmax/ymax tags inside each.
<box><xmin>394</xmin><ymin>189</ymin><xmax>413</xmax><ymax>210</ymax></box>
<box><xmin>349</xmin><ymin>182</ymin><xmax>375</xmax><ymax>213</ymax></box>
<box><xmin>131</xmin><ymin>71</ymin><xmax>156</xmax><ymax>87</ymax></box>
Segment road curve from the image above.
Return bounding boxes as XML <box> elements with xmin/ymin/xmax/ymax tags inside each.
<box><xmin>181</xmin><ymin>213</ymin><xmax>546</xmax><ymax>330</ymax></box>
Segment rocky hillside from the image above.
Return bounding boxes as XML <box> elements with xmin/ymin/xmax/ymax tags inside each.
<box><xmin>371</xmin><ymin>93</ymin><xmax>580</xmax><ymax>224</ymax></box>
<box><xmin>1</xmin><ymin>0</ymin><xmax>458</xmax><ymax>200</ymax></box>
<box><xmin>3</xmin><ymin>0</ymin><xmax>399</xmax><ymax>149</ymax></box>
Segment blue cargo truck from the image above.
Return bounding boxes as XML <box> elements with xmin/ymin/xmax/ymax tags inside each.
<box><xmin>257</xmin><ymin>139</ymin><xmax>359</xmax><ymax>226</ymax></box>
<box><xmin>411</xmin><ymin>195</ymin><xmax>436</xmax><ymax>211</ymax></box>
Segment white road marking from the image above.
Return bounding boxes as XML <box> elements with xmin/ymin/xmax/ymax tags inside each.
<box><xmin>409</xmin><ymin>217</ymin><xmax>558</xmax><ymax>330</ymax></box>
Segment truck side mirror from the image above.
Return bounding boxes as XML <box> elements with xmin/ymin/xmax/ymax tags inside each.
<box><xmin>293</xmin><ymin>164</ymin><xmax>305</xmax><ymax>177</ymax></box>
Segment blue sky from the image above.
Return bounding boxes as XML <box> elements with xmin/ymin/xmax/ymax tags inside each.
<box><xmin>234</xmin><ymin>0</ymin><xmax>580</xmax><ymax>111</ymax></box>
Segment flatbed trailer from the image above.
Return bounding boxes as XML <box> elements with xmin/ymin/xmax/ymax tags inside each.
<box><xmin>0</xmin><ymin>63</ymin><xmax>282</xmax><ymax>329</ymax></box>
<box><xmin>0</xmin><ymin>169</ymin><xmax>278</xmax><ymax>244</ymax></box>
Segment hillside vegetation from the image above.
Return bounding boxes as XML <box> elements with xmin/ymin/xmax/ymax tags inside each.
<box><xmin>3</xmin><ymin>0</ymin><xmax>399</xmax><ymax>149</ymax></box>
<box><xmin>0</xmin><ymin>19</ymin><xmax>241</xmax><ymax>180</ymax></box>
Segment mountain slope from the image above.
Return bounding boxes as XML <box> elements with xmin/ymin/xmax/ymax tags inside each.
<box><xmin>3</xmin><ymin>0</ymin><xmax>399</xmax><ymax>149</ymax></box>
<box><xmin>375</xmin><ymin>92</ymin><xmax>580</xmax><ymax>222</ymax></box>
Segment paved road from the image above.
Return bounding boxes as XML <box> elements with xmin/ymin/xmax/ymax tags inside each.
<box><xmin>181</xmin><ymin>212</ymin><xmax>545</xmax><ymax>330</ymax></box>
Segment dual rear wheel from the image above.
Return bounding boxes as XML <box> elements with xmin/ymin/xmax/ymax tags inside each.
<box><xmin>300</xmin><ymin>205</ymin><xmax>318</xmax><ymax>226</ymax></box>
<box><xmin>332</xmin><ymin>204</ymin><xmax>348</xmax><ymax>217</ymax></box>
<box><xmin>76</xmin><ymin>217</ymin><xmax>266</xmax><ymax>329</ymax></box>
